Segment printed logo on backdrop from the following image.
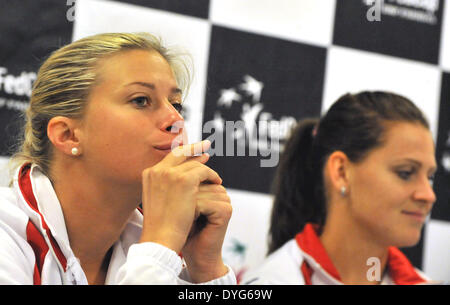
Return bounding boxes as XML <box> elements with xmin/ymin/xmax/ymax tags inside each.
<box><xmin>333</xmin><ymin>0</ymin><xmax>444</xmax><ymax>64</ymax></box>
<box><xmin>0</xmin><ymin>68</ymin><xmax>36</xmax><ymax>156</ymax></box>
<box><xmin>0</xmin><ymin>1</ymin><xmax>73</xmax><ymax>156</ymax></box>
<box><xmin>365</xmin><ymin>0</ymin><xmax>440</xmax><ymax>24</ymax></box>
<box><xmin>223</xmin><ymin>238</ymin><xmax>248</xmax><ymax>283</ymax></box>
<box><xmin>204</xmin><ymin>74</ymin><xmax>296</xmax><ymax>168</ymax></box>
<box><xmin>431</xmin><ymin>72</ymin><xmax>450</xmax><ymax>222</ymax></box>
<box><xmin>203</xmin><ymin>26</ymin><xmax>325</xmax><ymax>193</ymax></box>
<box><xmin>0</xmin><ymin>68</ymin><xmax>35</xmax><ymax>111</ymax></box>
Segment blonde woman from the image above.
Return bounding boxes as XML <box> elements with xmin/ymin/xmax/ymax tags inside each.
<box><xmin>0</xmin><ymin>33</ymin><xmax>235</xmax><ymax>285</ymax></box>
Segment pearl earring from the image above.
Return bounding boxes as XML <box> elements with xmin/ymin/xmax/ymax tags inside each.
<box><xmin>71</xmin><ymin>147</ymin><xmax>79</xmax><ymax>156</ymax></box>
<box><xmin>340</xmin><ymin>186</ymin><xmax>347</xmax><ymax>196</ymax></box>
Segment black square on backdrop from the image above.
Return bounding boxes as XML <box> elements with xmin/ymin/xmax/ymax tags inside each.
<box><xmin>117</xmin><ymin>0</ymin><xmax>210</xmax><ymax>19</ymax></box>
<box><xmin>0</xmin><ymin>0</ymin><xmax>73</xmax><ymax>157</ymax></box>
<box><xmin>432</xmin><ymin>71</ymin><xmax>450</xmax><ymax>221</ymax></box>
<box><xmin>333</xmin><ymin>0</ymin><xmax>444</xmax><ymax>64</ymax></box>
<box><xmin>202</xmin><ymin>26</ymin><xmax>326</xmax><ymax>194</ymax></box>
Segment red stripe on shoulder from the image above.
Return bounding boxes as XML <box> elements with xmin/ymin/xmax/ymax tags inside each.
<box><xmin>26</xmin><ymin>220</ymin><xmax>49</xmax><ymax>285</ymax></box>
<box><xmin>301</xmin><ymin>261</ymin><xmax>313</xmax><ymax>285</ymax></box>
<box><xmin>18</xmin><ymin>164</ymin><xmax>68</xmax><ymax>271</ymax></box>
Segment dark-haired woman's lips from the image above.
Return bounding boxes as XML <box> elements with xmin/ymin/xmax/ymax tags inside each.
<box><xmin>401</xmin><ymin>210</ymin><xmax>426</xmax><ymax>222</ymax></box>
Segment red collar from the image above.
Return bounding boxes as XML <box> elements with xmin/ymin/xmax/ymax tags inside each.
<box><xmin>18</xmin><ymin>164</ymin><xmax>68</xmax><ymax>271</ymax></box>
<box><xmin>295</xmin><ymin>223</ymin><xmax>341</xmax><ymax>282</ymax></box>
<box><xmin>295</xmin><ymin>223</ymin><xmax>428</xmax><ymax>284</ymax></box>
<box><xmin>386</xmin><ymin>247</ymin><xmax>427</xmax><ymax>285</ymax></box>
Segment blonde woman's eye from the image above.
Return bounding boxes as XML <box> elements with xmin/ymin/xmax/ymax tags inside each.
<box><xmin>131</xmin><ymin>96</ymin><xmax>150</xmax><ymax>108</ymax></box>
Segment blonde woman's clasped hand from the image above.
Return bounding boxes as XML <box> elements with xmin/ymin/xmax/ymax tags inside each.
<box><xmin>139</xmin><ymin>140</ymin><xmax>232</xmax><ymax>282</ymax></box>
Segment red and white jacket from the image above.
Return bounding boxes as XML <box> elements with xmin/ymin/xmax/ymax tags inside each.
<box><xmin>0</xmin><ymin>163</ymin><xmax>236</xmax><ymax>285</ymax></box>
<box><xmin>242</xmin><ymin>223</ymin><xmax>435</xmax><ymax>285</ymax></box>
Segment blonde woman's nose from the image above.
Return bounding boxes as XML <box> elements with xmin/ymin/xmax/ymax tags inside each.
<box><xmin>159</xmin><ymin>102</ymin><xmax>184</xmax><ymax>133</ymax></box>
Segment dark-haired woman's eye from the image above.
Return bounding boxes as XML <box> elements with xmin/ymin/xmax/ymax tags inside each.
<box><xmin>397</xmin><ymin>170</ymin><xmax>413</xmax><ymax>181</ymax></box>
<box><xmin>130</xmin><ymin>96</ymin><xmax>150</xmax><ymax>108</ymax></box>
<box><xmin>172</xmin><ymin>103</ymin><xmax>183</xmax><ymax>113</ymax></box>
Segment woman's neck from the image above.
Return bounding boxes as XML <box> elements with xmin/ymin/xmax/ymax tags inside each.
<box><xmin>50</xmin><ymin>160</ymin><xmax>141</xmax><ymax>284</ymax></box>
<box><xmin>319</xmin><ymin>206</ymin><xmax>389</xmax><ymax>285</ymax></box>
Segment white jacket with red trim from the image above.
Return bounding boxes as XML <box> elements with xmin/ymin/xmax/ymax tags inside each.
<box><xmin>0</xmin><ymin>164</ymin><xmax>236</xmax><ymax>285</ymax></box>
<box><xmin>242</xmin><ymin>223</ymin><xmax>436</xmax><ymax>285</ymax></box>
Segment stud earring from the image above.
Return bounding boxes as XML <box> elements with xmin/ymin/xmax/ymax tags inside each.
<box><xmin>340</xmin><ymin>186</ymin><xmax>347</xmax><ymax>196</ymax></box>
<box><xmin>71</xmin><ymin>147</ymin><xmax>79</xmax><ymax>156</ymax></box>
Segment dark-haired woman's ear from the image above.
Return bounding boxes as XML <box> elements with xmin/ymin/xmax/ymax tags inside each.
<box><xmin>47</xmin><ymin>116</ymin><xmax>83</xmax><ymax>157</ymax></box>
<box><xmin>325</xmin><ymin>151</ymin><xmax>351</xmax><ymax>200</ymax></box>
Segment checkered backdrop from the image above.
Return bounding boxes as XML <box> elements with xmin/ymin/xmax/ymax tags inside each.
<box><xmin>0</xmin><ymin>0</ymin><xmax>449</xmax><ymax>282</ymax></box>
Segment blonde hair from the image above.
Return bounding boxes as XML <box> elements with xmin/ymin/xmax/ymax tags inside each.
<box><xmin>9</xmin><ymin>32</ymin><xmax>192</xmax><ymax>180</ymax></box>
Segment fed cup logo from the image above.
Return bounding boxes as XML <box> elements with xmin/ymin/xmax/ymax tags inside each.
<box><xmin>202</xmin><ymin>74</ymin><xmax>296</xmax><ymax>168</ymax></box>
<box><xmin>172</xmin><ymin>75</ymin><xmax>297</xmax><ymax>168</ymax></box>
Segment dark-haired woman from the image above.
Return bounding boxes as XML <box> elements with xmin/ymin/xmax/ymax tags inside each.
<box><xmin>242</xmin><ymin>91</ymin><xmax>438</xmax><ymax>285</ymax></box>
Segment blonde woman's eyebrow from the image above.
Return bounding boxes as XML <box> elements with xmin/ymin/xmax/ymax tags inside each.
<box><xmin>125</xmin><ymin>81</ymin><xmax>182</xmax><ymax>95</ymax></box>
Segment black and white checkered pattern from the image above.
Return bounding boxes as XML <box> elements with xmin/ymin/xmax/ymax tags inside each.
<box><xmin>0</xmin><ymin>0</ymin><xmax>449</xmax><ymax>282</ymax></box>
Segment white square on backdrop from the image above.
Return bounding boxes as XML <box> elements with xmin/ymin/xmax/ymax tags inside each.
<box><xmin>73</xmin><ymin>0</ymin><xmax>211</xmax><ymax>143</ymax></box>
<box><xmin>210</xmin><ymin>0</ymin><xmax>336</xmax><ymax>47</ymax></box>
<box><xmin>222</xmin><ymin>188</ymin><xmax>273</xmax><ymax>276</ymax></box>
<box><xmin>423</xmin><ymin>220</ymin><xmax>450</xmax><ymax>282</ymax></box>
<box><xmin>322</xmin><ymin>46</ymin><xmax>442</xmax><ymax>140</ymax></box>
<box><xmin>440</xmin><ymin>0</ymin><xmax>450</xmax><ymax>71</ymax></box>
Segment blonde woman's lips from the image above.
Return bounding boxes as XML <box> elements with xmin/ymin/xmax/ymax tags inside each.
<box><xmin>154</xmin><ymin>139</ymin><xmax>183</xmax><ymax>152</ymax></box>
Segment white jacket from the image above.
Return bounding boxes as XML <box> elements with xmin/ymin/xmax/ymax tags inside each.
<box><xmin>242</xmin><ymin>223</ymin><xmax>435</xmax><ymax>285</ymax></box>
<box><xmin>0</xmin><ymin>163</ymin><xmax>236</xmax><ymax>285</ymax></box>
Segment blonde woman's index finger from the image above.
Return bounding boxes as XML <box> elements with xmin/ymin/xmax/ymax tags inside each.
<box><xmin>164</xmin><ymin>140</ymin><xmax>211</xmax><ymax>166</ymax></box>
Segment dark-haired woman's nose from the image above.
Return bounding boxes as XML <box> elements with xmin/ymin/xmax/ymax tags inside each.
<box><xmin>413</xmin><ymin>176</ymin><xmax>436</xmax><ymax>206</ymax></box>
